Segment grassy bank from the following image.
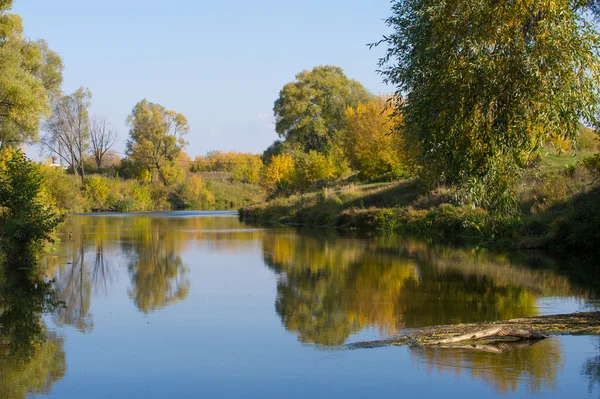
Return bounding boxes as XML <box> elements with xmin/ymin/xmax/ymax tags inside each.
<box><xmin>240</xmin><ymin>151</ymin><xmax>600</xmax><ymax>252</ymax></box>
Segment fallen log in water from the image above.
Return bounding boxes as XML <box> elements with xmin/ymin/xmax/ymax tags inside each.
<box><xmin>428</xmin><ymin>327</ymin><xmax>546</xmax><ymax>345</ymax></box>
<box><xmin>346</xmin><ymin>311</ymin><xmax>600</xmax><ymax>350</ymax></box>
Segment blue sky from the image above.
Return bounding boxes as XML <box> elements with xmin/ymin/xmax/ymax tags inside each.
<box><xmin>15</xmin><ymin>0</ymin><xmax>392</xmax><ymax>157</ymax></box>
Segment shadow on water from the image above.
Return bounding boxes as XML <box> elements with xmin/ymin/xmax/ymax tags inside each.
<box><xmin>0</xmin><ymin>256</ymin><xmax>66</xmax><ymax>399</ymax></box>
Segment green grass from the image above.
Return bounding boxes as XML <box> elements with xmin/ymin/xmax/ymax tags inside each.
<box><xmin>533</xmin><ymin>150</ymin><xmax>594</xmax><ymax>175</ymax></box>
<box><xmin>206</xmin><ymin>179</ymin><xmax>265</xmax><ymax>210</ymax></box>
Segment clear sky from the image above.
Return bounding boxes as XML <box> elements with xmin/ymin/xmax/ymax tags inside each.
<box><xmin>14</xmin><ymin>0</ymin><xmax>392</xmax><ymax>158</ymax></box>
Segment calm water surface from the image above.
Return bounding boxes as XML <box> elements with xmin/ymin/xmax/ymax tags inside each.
<box><xmin>2</xmin><ymin>211</ymin><xmax>600</xmax><ymax>398</ymax></box>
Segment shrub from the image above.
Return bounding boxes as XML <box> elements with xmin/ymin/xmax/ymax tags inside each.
<box><xmin>583</xmin><ymin>153</ymin><xmax>600</xmax><ymax>181</ymax></box>
<box><xmin>85</xmin><ymin>175</ymin><xmax>111</xmax><ymax>210</ymax></box>
<box><xmin>42</xmin><ymin>167</ymin><xmax>85</xmax><ymax>212</ymax></box>
<box><xmin>175</xmin><ymin>175</ymin><xmax>215</xmax><ymax>209</ymax></box>
<box><xmin>0</xmin><ymin>148</ymin><xmax>64</xmax><ymax>256</ymax></box>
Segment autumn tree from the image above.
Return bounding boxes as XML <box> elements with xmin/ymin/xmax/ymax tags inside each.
<box><xmin>0</xmin><ymin>0</ymin><xmax>63</xmax><ymax>147</ymax></box>
<box><xmin>375</xmin><ymin>0</ymin><xmax>600</xmax><ymax>213</ymax></box>
<box><xmin>89</xmin><ymin>115</ymin><xmax>118</xmax><ymax>170</ymax></box>
<box><xmin>273</xmin><ymin>65</ymin><xmax>373</xmax><ymax>153</ymax></box>
<box><xmin>262</xmin><ymin>153</ymin><xmax>295</xmax><ymax>194</ymax></box>
<box><xmin>40</xmin><ymin>88</ymin><xmax>91</xmax><ymax>183</ymax></box>
<box><xmin>343</xmin><ymin>96</ymin><xmax>411</xmax><ymax>180</ymax></box>
<box><xmin>125</xmin><ymin>99</ymin><xmax>189</xmax><ymax>184</ymax></box>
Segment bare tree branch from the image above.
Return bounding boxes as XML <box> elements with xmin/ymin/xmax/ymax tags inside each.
<box><xmin>89</xmin><ymin>115</ymin><xmax>118</xmax><ymax>169</ymax></box>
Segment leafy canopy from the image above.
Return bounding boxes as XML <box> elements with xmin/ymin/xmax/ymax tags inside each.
<box><xmin>126</xmin><ymin>99</ymin><xmax>189</xmax><ymax>184</ymax></box>
<box><xmin>0</xmin><ymin>0</ymin><xmax>63</xmax><ymax>147</ymax></box>
<box><xmin>273</xmin><ymin>65</ymin><xmax>373</xmax><ymax>153</ymax></box>
<box><xmin>343</xmin><ymin>96</ymin><xmax>411</xmax><ymax>180</ymax></box>
<box><xmin>376</xmin><ymin>0</ymin><xmax>600</xmax><ymax>213</ymax></box>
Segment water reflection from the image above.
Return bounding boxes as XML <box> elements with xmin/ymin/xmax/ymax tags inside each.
<box><xmin>411</xmin><ymin>339</ymin><xmax>563</xmax><ymax>394</ymax></box>
<box><xmin>0</xmin><ymin>260</ymin><xmax>66</xmax><ymax>398</ymax></box>
<box><xmin>582</xmin><ymin>338</ymin><xmax>600</xmax><ymax>394</ymax></box>
<box><xmin>2</xmin><ymin>214</ymin><xmax>599</xmax><ymax>398</ymax></box>
<box><xmin>123</xmin><ymin>220</ymin><xmax>190</xmax><ymax>314</ymax></box>
<box><xmin>263</xmin><ymin>230</ymin><xmax>588</xmax><ymax>346</ymax></box>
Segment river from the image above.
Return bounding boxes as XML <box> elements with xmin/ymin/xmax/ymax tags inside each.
<box><xmin>1</xmin><ymin>211</ymin><xmax>600</xmax><ymax>398</ymax></box>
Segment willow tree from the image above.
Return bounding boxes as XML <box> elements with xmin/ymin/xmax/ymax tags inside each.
<box><xmin>375</xmin><ymin>0</ymin><xmax>600</xmax><ymax>214</ymax></box>
<box><xmin>0</xmin><ymin>0</ymin><xmax>63</xmax><ymax>147</ymax></box>
<box><xmin>125</xmin><ymin>100</ymin><xmax>189</xmax><ymax>184</ymax></box>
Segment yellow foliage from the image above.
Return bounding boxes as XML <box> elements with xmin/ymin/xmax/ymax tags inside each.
<box><xmin>138</xmin><ymin>169</ymin><xmax>152</xmax><ymax>183</ymax></box>
<box><xmin>263</xmin><ymin>153</ymin><xmax>295</xmax><ymax>193</ymax></box>
<box><xmin>343</xmin><ymin>96</ymin><xmax>411</xmax><ymax>179</ymax></box>
<box><xmin>180</xmin><ymin>175</ymin><xmax>215</xmax><ymax>208</ymax></box>
<box><xmin>191</xmin><ymin>151</ymin><xmax>263</xmax><ymax>184</ymax></box>
<box><xmin>294</xmin><ymin>150</ymin><xmax>342</xmax><ymax>187</ymax></box>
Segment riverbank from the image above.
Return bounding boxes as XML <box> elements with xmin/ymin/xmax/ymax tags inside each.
<box><xmin>43</xmin><ymin>169</ymin><xmax>265</xmax><ymax>214</ymax></box>
<box><xmin>240</xmin><ymin>153</ymin><xmax>600</xmax><ymax>252</ymax></box>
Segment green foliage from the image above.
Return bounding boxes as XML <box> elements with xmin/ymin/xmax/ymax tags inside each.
<box><xmin>126</xmin><ymin>99</ymin><xmax>189</xmax><ymax>184</ymax></box>
<box><xmin>41</xmin><ymin>167</ymin><xmax>85</xmax><ymax>213</ymax></box>
<box><xmin>0</xmin><ymin>148</ymin><xmax>63</xmax><ymax>255</ymax></box>
<box><xmin>274</xmin><ymin>65</ymin><xmax>373</xmax><ymax>152</ymax></box>
<box><xmin>0</xmin><ymin>1</ymin><xmax>63</xmax><ymax>147</ymax></box>
<box><xmin>583</xmin><ymin>153</ymin><xmax>600</xmax><ymax>181</ymax></box>
<box><xmin>261</xmin><ymin>140</ymin><xmax>285</xmax><ymax>165</ymax></box>
<box><xmin>376</xmin><ymin>0</ymin><xmax>600</xmax><ymax>215</ymax></box>
<box><xmin>578</xmin><ymin>125</ymin><xmax>599</xmax><ymax>151</ymax></box>
<box><xmin>0</xmin><ymin>266</ymin><xmax>66</xmax><ymax>397</ymax></box>
<box><xmin>172</xmin><ymin>175</ymin><xmax>215</xmax><ymax>210</ymax></box>
<box><xmin>84</xmin><ymin>175</ymin><xmax>111</xmax><ymax>209</ymax></box>
<box><xmin>205</xmin><ymin>178</ymin><xmax>265</xmax><ymax>210</ymax></box>
<box><xmin>293</xmin><ymin>148</ymin><xmax>349</xmax><ymax>189</ymax></box>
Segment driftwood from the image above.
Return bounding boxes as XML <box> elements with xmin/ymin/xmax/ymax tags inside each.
<box><xmin>346</xmin><ymin>311</ymin><xmax>600</xmax><ymax>351</ymax></box>
<box><xmin>429</xmin><ymin>327</ymin><xmax>545</xmax><ymax>345</ymax></box>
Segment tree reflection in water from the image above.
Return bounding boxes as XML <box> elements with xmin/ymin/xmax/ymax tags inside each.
<box><xmin>411</xmin><ymin>339</ymin><xmax>563</xmax><ymax>394</ymax></box>
<box><xmin>123</xmin><ymin>218</ymin><xmax>190</xmax><ymax>313</ymax></box>
<box><xmin>581</xmin><ymin>338</ymin><xmax>600</xmax><ymax>394</ymax></box>
<box><xmin>0</xmin><ymin>258</ymin><xmax>66</xmax><ymax>398</ymax></box>
<box><xmin>263</xmin><ymin>230</ymin><xmax>585</xmax><ymax>347</ymax></box>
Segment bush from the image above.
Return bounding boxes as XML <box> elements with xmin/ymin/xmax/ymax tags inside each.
<box><xmin>173</xmin><ymin>175</ymin><xmax>215</xmax><ymax>209</ymax></box>
<box><xmin>42</xmin><ymin>167</ymin><xmax>85</xmax><ymax>212</ymax></box>
<box><xmin>0</xmin><ymin>148</ymin><xmax>64</xmax><ymax>256</ymax></box>
<box><xmin>583</xmin><ymin>153</ymin><xmax>600</xmax><ymax>180</ymax></box>
<box><xmin>578</xmin><ymin>126</ymin><xmax>598</xmax><ymax>151</ymax></box>
<box><xmin>85</xmin><ymin>175</ymin><xmax>111</xmax><ymax>210</ymax></box>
